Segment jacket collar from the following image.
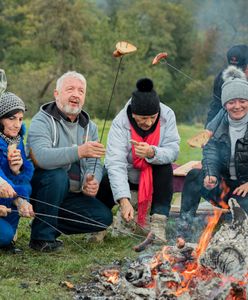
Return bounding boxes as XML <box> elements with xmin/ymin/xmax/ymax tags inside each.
<box><xmin>40</xmin><ymin>101</ymin><xmax>89</xmax><ymax>128</ymax></box>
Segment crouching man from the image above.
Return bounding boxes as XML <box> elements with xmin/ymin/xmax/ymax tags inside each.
<box><xmin>27</xmin><ymin>71</ymin><xmax>113</xmax><ymax>252</ymax></box>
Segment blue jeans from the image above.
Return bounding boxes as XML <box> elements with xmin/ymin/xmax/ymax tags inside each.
<box><xmin>30</xmin><ymin>168</ymin><xmax>113</xmax><ymax>241</ymax></box>
<box><xmin>0</xmin><ymin>206</ymin><xmax>19</xmax><ymax>247</ymax></box>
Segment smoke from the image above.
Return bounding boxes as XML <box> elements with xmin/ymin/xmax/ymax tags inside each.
<box><xmin>194</xmin><ymin>0</ymin><xmax>248</xmax><ymax>67</ymax></box>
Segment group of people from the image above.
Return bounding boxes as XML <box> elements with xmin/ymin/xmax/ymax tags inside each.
<box><xmin>0</xmin><ymin>44</ymin><xmax>248</xmax><ymax>253</ymax></box>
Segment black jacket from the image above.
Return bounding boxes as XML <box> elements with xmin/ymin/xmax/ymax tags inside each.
<box><xmin>202</xmin><ymin>113</ymin><xmax>248</xmax><ymax>184</ymax></box>
<box><xmin>205</xmin><ymin>70</ymin><xmax>224</xmax><ymax>127</ymax></box>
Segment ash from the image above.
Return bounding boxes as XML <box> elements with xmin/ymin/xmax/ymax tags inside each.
<box><xmin>74</xmin><ymin>199</ymin><xmax>248</xmax><ymax>300</ymax></box>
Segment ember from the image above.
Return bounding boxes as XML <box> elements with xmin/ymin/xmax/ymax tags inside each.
<box><xmin>74</xmin><ymin>199</ymin><xmax>248</xmax><ymax>300</ymax></box>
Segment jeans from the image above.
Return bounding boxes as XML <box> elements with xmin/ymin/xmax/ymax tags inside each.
<box><xmin>30</xmin><ymin>168</ymin><xmax>113</xmax><ymax>241</ymax></box>
<box><xmin>97</xmin><ymin>164</ymin><xmax>173</xmax><ymax>217</ymax></box>
<box><xmin>180</xmin><ymin>168</ymin><xmax>203</xmax><ymax>217</ymax></box>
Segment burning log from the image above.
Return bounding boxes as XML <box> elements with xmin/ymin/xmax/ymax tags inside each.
<box><xmin>200</xmin><ymin>198</ymin><xmax>248</xmax><ymax>278</ymax></box>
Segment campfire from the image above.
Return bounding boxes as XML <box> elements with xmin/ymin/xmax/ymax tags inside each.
<box><xmin>74</xmin><ymin>198</ymin><xmax>248</xmax><ymax>300</ymax></box>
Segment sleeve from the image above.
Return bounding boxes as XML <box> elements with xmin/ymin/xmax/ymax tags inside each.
<box><xmin>206</xmin><ymin>109</ymin><xmax>226</xmax><ymax>132</ymax></box>
<box><xmin>202</xmin><ymin>138</ymin><xmax>221</xmax><ymax>180</ymax></box>
<box><xmin>27</xmin><ymin>113</ymin><xmax>79</xmax><ymax>169</ymax></box>
<box><xmin>84</xmin><ymin>122</ymin><xmax>103</xmax><ymax>184</ymax></box>
<box><xmin>4</xmin><ymin>140</ymin><xmax>34</xmax><ymax>184</ymax></box>
<box><xmin>0</xmin><ymin>143</ymin><xmax>32</xmax><ymax>201</ymax></box>
<box><xmin>146</xmin><ymin>109</ymin><xmax>180</xmax><ymax>165</ymax></box>
<box><xmin>205</xmin><ymin>72</ymin><xmax>223</xmax><ymax>127</ymax></box>
<box><xmin>105</xmin><ymin>119</ymin><xmax>131</xmax><ymax>202</ymax></box>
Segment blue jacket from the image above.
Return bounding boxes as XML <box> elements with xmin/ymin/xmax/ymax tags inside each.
<box><xmin>0</xmin><ymin>125</ymin><xmax>34</xmax><ymax>207</ymax></box>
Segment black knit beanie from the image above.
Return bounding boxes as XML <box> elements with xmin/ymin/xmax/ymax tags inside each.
<box><xmin>131</xmin><ymin>78</ymin><xmax>160</xmax><ymax>116</ymax></box>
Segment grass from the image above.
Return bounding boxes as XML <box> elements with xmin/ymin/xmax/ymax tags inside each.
<box><xmin>0</xmin><ymin>121</ymin><xmax>204</xmax><ymax>299</ymax></box>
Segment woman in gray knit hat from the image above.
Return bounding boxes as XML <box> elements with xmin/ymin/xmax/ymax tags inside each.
<box><xmin>201</xmin><ymin>66</ymin><xmax>248</xmax><ymax>212</ymax></box>
<box><xmin>0</xmin><ymin>91</ymin><xmax>34</xmax><ymax>253</ymax></box>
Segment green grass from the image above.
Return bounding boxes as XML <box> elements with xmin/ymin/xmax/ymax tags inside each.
<box><xmin>0</xmin><ymin>121</ymin><xmax>205</xmax><ymax>300</ymax></box>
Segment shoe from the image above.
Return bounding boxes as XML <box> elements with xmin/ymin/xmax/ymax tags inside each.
<box><xmin>150</xmin><ymin>213</ymin><xmax>167</xmax><ymax>243</ymax></box>
<box><xmin>29</xmin><ymin>239</ymin><xmax>63</xmax><ymax>252</ymax></box>
<box><xmin>13</xmin><ymin>230</ymin><xmax>18</xmax><ymax>242</ymax></box>
<box><xmin>0</xmin><ymin>241</ymin><xmax>22</xmax><ymax>254</ymax></box>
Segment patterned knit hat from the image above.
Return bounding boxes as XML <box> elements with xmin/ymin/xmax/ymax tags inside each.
<box><xmin>0</xmin><ymin>92</ymin><xmax>26</xmax><ymax>118</ymax></box>
<box><xmin>131</xmin><ymin>78</ymin><xmax>160</xmax><ymax>116</ymax></box>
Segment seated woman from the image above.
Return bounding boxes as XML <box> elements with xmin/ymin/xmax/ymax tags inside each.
<box><xmin>0</xmin><ymin>92</ymin><xmax>34</xmax><ymax>253</ymax></box>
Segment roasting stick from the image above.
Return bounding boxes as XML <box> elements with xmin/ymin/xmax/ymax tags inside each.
<box><xmin>152</xmin><ymin>53</ymin><xmax>223</xmax><ymax>180</ymax></box>
<box><xmin>11</xmin><ymin>209</ymin><xmax>144</xmax><ymax>242</ymax></box>
<box><xmin>23</xmin><ymin>195</ymin><xmax>110</xmax><ymax>229</ymax></box>
<box><xmin>15</xmin><ymin>195</ymin><xmax>146</xmax><ymax>241</ymax></box>
<box><xmin>92</xmin><ymin>41</ymin><xmax>137</xmax><ymax>175</ymax></box>
<box><xmin>35</xmin><ymin>215</ymin><xmax>89</xmax><ymax>253</ymax></box>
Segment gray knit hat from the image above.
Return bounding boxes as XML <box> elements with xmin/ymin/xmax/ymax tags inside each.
<box><xmin>0</xmin><ymin>92</ymin><xmax>25</xmax><ymax>118</ymax></box>
<box><xmin>221</xmin><ymin>66</ymin><xmax>248</xmax><ymax>106</ymax></box>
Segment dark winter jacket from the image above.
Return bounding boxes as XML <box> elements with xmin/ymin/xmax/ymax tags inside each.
<box><xmin>0</xmin><ymin>124</ymin><xmax>34</xmax><ymax>207</ymax></box>
<box><xmin>202</xmin><ymin>112</ymin><xmax>248</xmax><ymax>184</ymax></box>
<box><xmin>205</xmin><ymin>70</ymin><xmax>224</xmax><ymax>127</ymax></box>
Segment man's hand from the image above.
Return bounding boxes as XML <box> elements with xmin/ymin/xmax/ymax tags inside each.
<box><xmin>8</xmin><ymin>149</ymin><xmax>23</xmax><ymax>175</ymax></box>
<box><xmin>119</xmin><ymin>198</ymin><xmax>134</xmax><ymax>222</ymax></box>
<box><xmin>203</xmin><ymin>175</ymin><xmax>217</xmax><ymax>190</ymax></box>
<box><xmin>82</xmin><ymin>174</ymin><xmax>99</xmax><ymax>197</ymax></box>
<box><xmin>78</xmin><ymin>141</ymin><xmax>105</xmax><ymax>159</ymax></box>
<box><xmin>0</xmin><ymin>180</ymin><xmax>16</xmax><ymax>198</ymax></box>
<box><xmin>14</xmin><ymin>198</ymin><xmax>35</xmax><ymax>218</ymax></box>
<box><xmin>233</xmin><ymin>182</ymin><xmax>248</xmax><ymax>197</ymax></box>
<box><xmin>130</xmin><ymin>140</ymin><xmax>154</xmax><ymax>159</ymax></box>
<box><xmin>0</xmin><ymin>205</ymin><xmax>11</xmax><ymax>217</ymax></box>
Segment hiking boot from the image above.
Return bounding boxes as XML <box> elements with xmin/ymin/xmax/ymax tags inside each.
<box><xmin>150</xmin><ymin>213</ymin><xmax>167</xmax><ymax>243</ymax></box>
<box><xmin>13</xmin><ymin>230</ymin><xmax>18</xmax><ymax>242</ymax></box>
<box><xmin>0</xmin><ymin>241</ymin><xmax>22</xmax><ymax>254</ymax></box>
<box><xmin>29</xmin><ymin>239</ymin><xmax>63</xmax><ymax>252</ymax></box>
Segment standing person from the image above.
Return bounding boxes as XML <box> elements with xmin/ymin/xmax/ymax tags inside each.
<box><xmin>206</xmin><ymin>44</ymin><xmax>248</xmax><ymax>125</ymax></box>
<box><xmin>27</xmin><ymin>71</ymin><xmax>113</xmax><ymax>252</ymax></box>
<box><xmin>104</xmin><ymin>78</ymin><xmax>180</xmax><ymax>242</ymax></box>
<box><xmin>0</xmin><ymin>92</ymin><xmax>34</xmax><ymax>253</ymax></box>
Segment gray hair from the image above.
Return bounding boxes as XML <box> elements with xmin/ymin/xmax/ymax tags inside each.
<box><xmin>56</xmin><ymin>71</ymin><xmax>86</xmax><ymax>92</ymax></box>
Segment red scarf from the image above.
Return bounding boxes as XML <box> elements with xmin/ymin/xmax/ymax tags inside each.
<box><xmin>130</xmin><ymin>120</ymin><xmax>160</xmax><ymax>226</ymax></box>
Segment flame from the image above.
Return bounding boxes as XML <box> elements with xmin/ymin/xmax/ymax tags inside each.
<box><xmin>102</xmin><ymin>269</ymin><xmax>119</xmax><ymax>284</ymax></box>
<box><xmin>195</xmin><ymin>209</ymin><xmax>222</xmax><ymax>259</ymax></box>
<box><xmin>128</xmin><ymin>186</ymin><xmax>247</xmax><ymax>299</ymax></box>
<box><xmin>219</xmin><ymin>180</ymin><xmax>230</xmax><ymax>209</ymax></box>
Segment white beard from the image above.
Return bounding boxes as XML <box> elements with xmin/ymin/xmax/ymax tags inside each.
<box><xmin>63</xmin><ymin>104</ymin><xmax>81</xmax><ymax>115</ymax></box>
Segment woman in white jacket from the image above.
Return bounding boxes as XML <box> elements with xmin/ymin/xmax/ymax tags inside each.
<box><xmin>104</xmin><ymin>78</ymin><xmax>180</xmax><ymax>242</ymax></box>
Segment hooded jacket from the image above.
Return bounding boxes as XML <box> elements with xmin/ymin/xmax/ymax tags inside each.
<box><xmin>0</xmin><ymin>124</ymin><xmax>34</xmax><ymax>207</ymax></box>
<box><xmin>105</xmin><ymin>101</ymin><xmax>180</xmax><ymax>202</ymax></box>
<box><xmin>26</xmin><ymin>102</ymin><xmax>102</xmax><ymax>184</ymax></box>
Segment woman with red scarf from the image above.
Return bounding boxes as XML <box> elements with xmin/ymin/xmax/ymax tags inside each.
<box><xmin>103</xmin><ymin>78</ymin><xmax>180</xmax><ymax>242</ymax></box>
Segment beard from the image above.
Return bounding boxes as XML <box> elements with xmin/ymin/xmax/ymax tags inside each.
<box><xmin>63</xmin><ymin>104</ymin><xmax>82</xmax><ymax>115</ymax></box>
